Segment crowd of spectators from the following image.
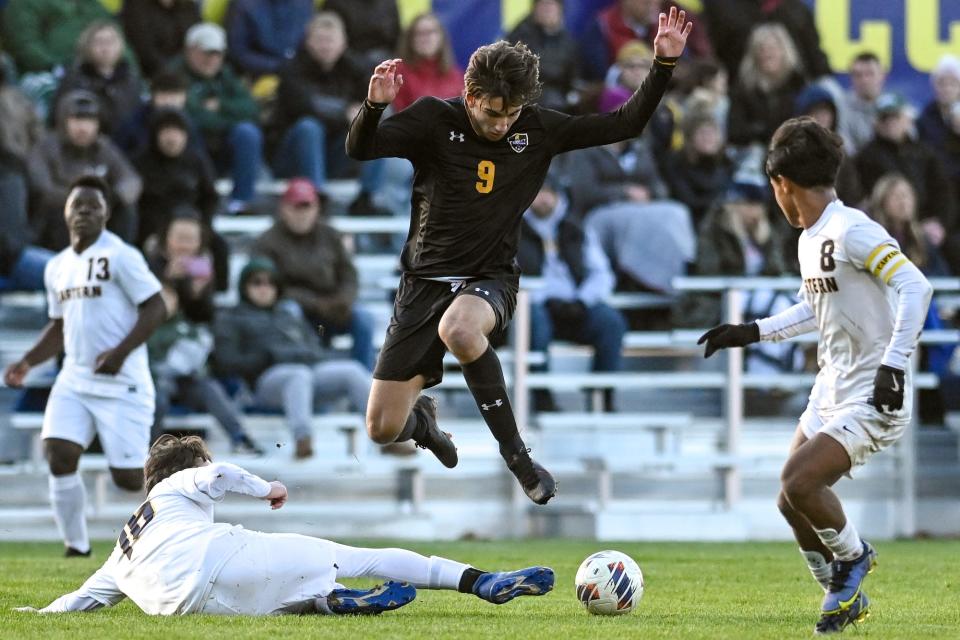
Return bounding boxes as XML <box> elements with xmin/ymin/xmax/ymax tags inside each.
<box><xmin>1</xmin><ymin>0</ymin><xmax>958</xmax><ymax>446</ymax></box>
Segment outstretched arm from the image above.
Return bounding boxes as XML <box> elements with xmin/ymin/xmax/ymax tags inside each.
<box><xmin>178</xmin><ymin>462</ymin><xmax>287</xmax><ymax>509</ymax></box>
<box><xmin>19</xmin><ymin>555</ymin><xmax>126</xmax><ymax>613</ymax></box>
<box><xmin>698</xmin><ymin>300</ymin><xmax>817</xmax><ymax>358</ymax></box>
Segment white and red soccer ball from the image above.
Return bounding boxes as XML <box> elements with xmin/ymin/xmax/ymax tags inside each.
<box><xmin>574</xmin><ymin>550</ymin><xmax>644</xmax><ymax>615</ymax></box>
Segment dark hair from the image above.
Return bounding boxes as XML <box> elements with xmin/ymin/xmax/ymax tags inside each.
<box><xmin>68</xmin><ymin>174</ymin><xmax>112</xmax><ymax>202</ymax></box>
<box><xmin>852</xmin><ymin>51</ymin><xmax>881</xmax><ymax>66</ymax></box>
<box><xmin>397</xmin><ymin>12</ymin><xmax>456</xmax><ymax>74</ymax></box>
<box><xmin>464</xmin><ymin>41</ymin><xmax>541</xmax><ymax>105</ymax></box>
<box><xmin>151</xmin><ymin>70</ymin><xmax>189</xmax><ymax>94</ymax></box>
<box><xmin>765</xmin><ymin>117</ymin><xmax>844</xmax><ymax>188</ymax></box>
<box><xmin>144</xmin><ymin>434</ymin><xmax>212</xmax><ymax>492</ymax></box>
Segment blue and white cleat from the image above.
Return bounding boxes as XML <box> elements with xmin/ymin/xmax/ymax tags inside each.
<box><xmin>324</xmin><ymin>581</ymin><xmax>416</xmax><ymax>615</ymax></box>
<box><xmin>815</xmin><ymin>591</ymin><xmax>870</xmax><ymax>634</ymax></box>
<box><xmin>821</xmin><ymin>541</ymin><xmax>877</xmax><ymax>616</ymax></box>
<box><xmin>472</xmin><ymin>566</ymin><xmax>555</xmax><ymax>604</ymax></box>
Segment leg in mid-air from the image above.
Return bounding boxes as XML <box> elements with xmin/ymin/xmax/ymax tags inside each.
<box><xmin>780</xmin><ymin>428</ymin><xmax>876</xmax><ymax>634</ymax></box>
<box><xmin>438</xmin><ymin>293</ymin><xmax>556</xmax><ymax>505</ymax></box>
<box><xmin>365</xmin><ymin>375</ymin><xmax>458</xmax><ymax>468</ymax></box>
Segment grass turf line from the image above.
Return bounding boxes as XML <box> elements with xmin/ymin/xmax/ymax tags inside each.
<box><xmin>1</xmin><ymin>540</ymin><xmax>958</xmax><ymax>639</ymax></box>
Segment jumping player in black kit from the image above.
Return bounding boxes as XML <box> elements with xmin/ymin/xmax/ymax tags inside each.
<box><xmin>347</xmin><ymin>7</ymin><xmax>693</xmax><ymax>505</ymax></box>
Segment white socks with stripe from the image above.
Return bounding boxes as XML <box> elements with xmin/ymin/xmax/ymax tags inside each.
<box><xmin>49</xmin><ymin>473</ymin><xmax>89</xmax><ymax>553</ymax></box>
<box><xmin>814</xmin><ymin>522</ymin><xmax>862</xmax><ymax>562</ymax></box>
<box><xmin>801</xmin><ymin>550</ymin><xmax>833</xmax><ymax>591</ymax></box>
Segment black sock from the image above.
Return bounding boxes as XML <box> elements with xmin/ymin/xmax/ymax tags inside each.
<box><xmin>461</xmin><ymin>346</ymin><xmax>525</xmax><ymax>458</ymax></box>
<box><xmin>457</xmin><ymin>567</ymin><xmax>485</xmax><ymax>593</ymax></box>
<box><xmin>395</xmin><ymin>403</ymin><xmax>426</xmax><ymax>442</ymax></box>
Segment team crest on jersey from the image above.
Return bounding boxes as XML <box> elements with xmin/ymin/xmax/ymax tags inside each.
<box><xmin>508</xmin><ymin>132</ymin><xmax>528</xmax><ymax>153</ymax></box>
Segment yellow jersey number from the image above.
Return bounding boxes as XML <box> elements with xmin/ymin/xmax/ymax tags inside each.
<box><xmin>476</xmin><ymin>160</ymin><xmax>495</xmax><ymax>194</ymax></box>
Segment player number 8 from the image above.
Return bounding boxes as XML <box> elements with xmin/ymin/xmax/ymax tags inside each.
<box><xmin>820</xmin><ymin>240</ymin><xmax>836</xmax><ymax>272</ymax></box>
<box><xmin>476</xmin><ymin>160</ymin><xmax>495</xmax><ymax>194</ymax></box>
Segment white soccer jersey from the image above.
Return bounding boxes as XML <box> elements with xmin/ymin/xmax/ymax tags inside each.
<box><xmin>40</xmin><ymin>463</ymin><xmax>273</xmax><ymax>615</ymax></box>
<box><xmin>44</xmin><ymin>231</ymin><xmax>161</xmax><ymax>398</ymax></box>
<box><xmin>758</xmin><ymin>200</ymin><xmax>932</xmax><ymax>418</ymax></box>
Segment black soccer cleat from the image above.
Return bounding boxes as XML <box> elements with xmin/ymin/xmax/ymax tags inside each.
<box><xmin>412</xmin><ymin>395</ymin><xmax>458</xmax><ymax>468</ymax></box>
<box><xmin>506</xmin><ymin>449</ymin><xmax>556</xmax><ymax>505</ymax></box>
<box><xmin>64</xmin><ymin>546</ymin><xmax>91</xmax><ymax>558</ymax></box>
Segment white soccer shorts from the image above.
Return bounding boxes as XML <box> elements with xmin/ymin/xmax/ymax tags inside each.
<box><xmin>41</xmin><ymin>381</ymin><xmax>153</xmax><ymax>468</ymax></box>
<box><xmin>799</xmin><ymin>402</ymin><xmax>908</xmax><ymax>473</ymax></box>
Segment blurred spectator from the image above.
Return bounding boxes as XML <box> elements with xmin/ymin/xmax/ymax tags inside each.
<box><xmin>272</xmin><ymin>12</ymin><xmax>387</xmax><ymax>215</ymax></box>
<box><xmin>1</xmin><ymin>0</ymin><xmax>111</xmax><ymax>73</ymax></box>
<box><xmin>121</xmin><ymin>0</ymin><xmax>202</xmax><ymax>79</ymax></box>
<box><xmin>225</xmin><ymin>0</ymin><xmax>314</xmax><ymax>78</ymax></box>
<box><xmin>838</xmin><ymin>51</ymin><xmax>887</xmax><ymax>154</ymax></box>
<box><xmin>323</xmin><ymin>0</ymin><xmax>399</xmax><ymax>70</ymax></box>
<box><xmin>146</xmin><ymin>211</ymin><xmax>215</xmax><ymax>324</ymax></box>
<box><xmin>213</xmin><ymin>258</ymin><xmax>371</xmax><ymax>459</ymax></box>
<box><xmin>727</xmin><ymin>24</ymin><xmax>808</xmax><ymax>147</ymax></box>
<box><xmin>252</xmin><ymin>178</ymin><xmax>375</xmax><ymax>370</ymax></box>
<box><xmin>580</xmin><ymin>0</ymin><xmax>711</xmax><ymax>81</ymax></box>
<box><xmin>27</xmin><ymin>90</ymin><xmax>142</xmax><ymax>249</ymax></box>
<box><xmin>115</xmin><ymin>70</ymin><xmax>203</xmax><ymax>155</ymax></box>
<box><xmin>918</xmin><ymin>55</ymin><xmax>960</xmax><ymax>182</ymax></box>
<box><xmin>703</xmin><ymin>0</ymin><xmax>830</xmax><ymax>83</ymax></box>
<box><xmin>680</xmin><ymin>58</ymin><xmax>730</xmax><ymax>138</ymax></box>
<box><xmin>394</xmin><ymin>13</ymin><xmax>463</xmax><ymax>112</ymax></box>
<box><xmin>517</xmin><ymin>177</ymin><xmax>626</xmax><ymax>412</ymax></box>
<box><xmin>0</xmin><ymin>63</ymin><xmax>43</xmax><ymax>162</ymax></box>
<box><xmin>148</xmin><ymin>285</ymin><xmax>264</xmax><ymax>456</ymax></box>
<box><xmin>52</xmin><ymin>21</ymin><xmax>144</xmax><ymax>136</ymax></box>
<box><xmin>597</xmin><ymin>41</ymin><xmax>673</xmax><ymax>152</ymax></box>
<box><xmin>134</xmin><ymin>108</ymin><xmax>229</xmax><ymax>289</ymax></box>
<box><xmin>663</xmin><ymin>110</ymin><xmax>733</xmax><ymax>226</ymax></box>
<box><xmin>854</xmin><ymin>93</ymin><xmax>959</xmax><ymax>273</ymax></box>
<box><xmin>505</xmin><ymin>0</ymin><xmax>580</xmax><ymax>113</ymax></box>
<box><xmin>867</xmin><ymin>173</ymin><xmax>951</xmax><ymax>277</ymax></box>
<box><xmin>793</xmin><ymin>84</ymin><xmax>862</xmax><ymax>204</ymax></box>
<box><xmin>170</xmin><ymin>22</ymin><xmax>262</xmax><ymax>214</ymax></box>
<box><xmin>0</xmin><ymin>149</ymin><xmax>53</xmax><ymax>291</ymax></box>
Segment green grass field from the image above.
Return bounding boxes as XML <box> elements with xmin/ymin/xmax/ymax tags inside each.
<box><xmin>1</xmin><ymin>539</ymin><xmax>958</xmax><ymax>639</ymax></box>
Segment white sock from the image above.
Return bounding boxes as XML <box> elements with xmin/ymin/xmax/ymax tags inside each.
<box><xmin>814</xmin><ymin>522</ymin><xmax>862</xmax><ymax>562</ymax></box>
<box><xmin>333</xmin><ymin>545</ymin><xmax>469</xmax><ymax>590</ymax></box>
<box><xmin>801</xmin><ymin>549</ymin><xmax>833</xmax><ymax>591</ymax></box>
<box><xmin>49</xmin><ymin>473</ymin><xmax>89</xmax><ymax>553</ymax></box>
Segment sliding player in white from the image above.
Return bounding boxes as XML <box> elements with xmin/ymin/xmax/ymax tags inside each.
<box><xmin>698</xmin><ymin>117</ymin><xmax>932</xmax><ymax>635</ymax></box>
<box><xmin>3</xmin><ymin>176</ymin><xmax>166</xmax><ymax>557</ymax></box>
<box><xmin>16</xmin><ymin>435</ymin><xmax>554</xmax><ymax>616</ymax></box>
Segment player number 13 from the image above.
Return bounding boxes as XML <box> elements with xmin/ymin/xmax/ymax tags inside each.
<box><xmin>476</xmin><ymin>160</ymin><xmax>495</xmax><ymax>194</ymax></box>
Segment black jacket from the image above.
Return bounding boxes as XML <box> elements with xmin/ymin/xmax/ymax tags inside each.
<box><xmin>53</xmin><ymin>60</ymin><xmax>144</xmax><ymax>136</ymax></box>
<box><xmin>121</xmin><ymin>0</ymin><xmax>201</xmax><ymax>78</ymax></box>
<box><xmin>273</xmin><ymin>48</ymin><xmax>368</xmax><ymax>134</ymax></box>
<box><xmin>506</xmin><ymin>18</ymin><xmax>580</xmax><ymax>112</ymax></box>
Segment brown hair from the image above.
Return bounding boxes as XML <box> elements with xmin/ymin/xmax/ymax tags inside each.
<box><xmin>464</xmin><ymin>41</ymin><xmax>541</xmax><ymax>105</ymax></box>
<box><xmin>75</xmin><ymin>20</ymin><xmax>125</xmax><ymax>64</ymax></box>
<box><xmin>765</xmin><ymin>117</ymin><xmax>844</xmax><ymax>188</ymax></box>
<box><xmin>868</xmin><ymin>173</ymin><xmax>928</xmax><ymax>269</ymax></box>
<box><xmin>144</xmin><ymin>435</ymin><xmax>212</xmax><ymax>492</ymax></box>
<box><xmin>397</xmin><ymin>13</ymin><xmax>456</xmax><ymax>74</ymax></box>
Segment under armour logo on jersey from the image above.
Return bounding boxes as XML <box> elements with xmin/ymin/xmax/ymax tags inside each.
<box><xmin>481</xmin><ymin>399</ymin><xmax>503</xmax><ymax>411</ymax></box>
<box><xmin>449</xmin><ymin>130</ymin><xmax>464</xmax><ymax>142</ymax></box>
<box><xmin>474</xmin><ymin>287</ymin><xmax>490</xmax><ymax>295</ymax></box>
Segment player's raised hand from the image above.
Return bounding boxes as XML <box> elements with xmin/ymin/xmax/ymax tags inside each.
<box><xmin>3</xmin><ymin>360</ymin><xmax>30</xmax><ymax>388</ymax></box>
<box><xmin>264</xmin><ymin>481</ymin><xmax>287</xmax><ymax>510</ymax></box>
<box><xmin>367</xmin><ymin>58</ymin><xmax>403</xmax><ymax>104</ymax></box>
<box><xmin>697</xmin><ymin>322</ymin><xmax>760</xmax><ymax>358</ymax></box>
<box><xmin>653</xmin><ymin>5</ymin><xmax>693</xmax><ymax>59</ymax></box>
<box><xmin>94</xmin><ymin>348</ymin><xmax>128</xmax><ymax>375</ymax></box>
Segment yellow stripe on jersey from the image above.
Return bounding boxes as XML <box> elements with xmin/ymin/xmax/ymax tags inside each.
<box><xmin>882</xmin><ymin>257</ymin><xmax>909</xmax><ymax>284</ymax></box>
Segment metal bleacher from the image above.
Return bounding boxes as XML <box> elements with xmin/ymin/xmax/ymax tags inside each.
<box><xmin>2</xmin><ymin>180</ymin><xmax>960</xmax><ymax>541</ymax></box>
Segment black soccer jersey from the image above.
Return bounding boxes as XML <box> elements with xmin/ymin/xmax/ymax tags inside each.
<box><xmin>346</xmin><ymin>60</ymin><xmax>675</xmax><ymax>279</ymax></box>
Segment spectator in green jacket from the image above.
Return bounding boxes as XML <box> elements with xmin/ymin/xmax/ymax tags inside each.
<box><xmin>1</xmin><ymin>0</ymin><xmax>112</xmax><ymax>73</ymax></box>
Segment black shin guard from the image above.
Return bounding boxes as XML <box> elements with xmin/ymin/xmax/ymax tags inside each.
<box><xmin>462</xmin><ymin>346</ymin><xmax>525</xmax><ymax>458</ymax></box>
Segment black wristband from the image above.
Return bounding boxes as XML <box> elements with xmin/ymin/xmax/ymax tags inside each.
<box><xmin>364</xmin><ymin>99</ymin><xmax>389</xmax><ymax>111</ymax></box>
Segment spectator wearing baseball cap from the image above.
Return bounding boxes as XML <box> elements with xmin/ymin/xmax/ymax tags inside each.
<box><xmin>167</xmin><ymin>22</ymin><xmax>263</xmax><ymax>214</ymax></box>
<box><xmin>27</xmin><ymin>89</ymin><xmax>142</xmax><ymax>250</ymax></box>
<box><xmin>854</xmin><ymin>92</ymin><xmax>958</xmax><ymax>268</ymax></box>
<box><xmin>251</xmin><ymin>178</ymin><xmax>376</xmax><ymax>369</ymax></box>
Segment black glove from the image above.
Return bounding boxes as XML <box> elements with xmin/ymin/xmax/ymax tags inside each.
<box><xmin>697</xmin><ymin>322</ymin><xmax>760</xmax><ymax>358</ymax></box>
<box><xmin>871</xmin><ymin>364</ymin><xmax>905</xmax><ymax>413</ymax></box>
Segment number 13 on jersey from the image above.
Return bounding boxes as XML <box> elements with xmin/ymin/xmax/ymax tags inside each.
<box><xmin>476</xmin><ymin>160</ymin><xmax>495</xmax><ymax>194</ymax></box>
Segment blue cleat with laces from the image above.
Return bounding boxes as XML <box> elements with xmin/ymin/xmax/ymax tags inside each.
<box><xmin>472</xmin><ymin>566</ymin><xmax>555</xmax><ymax>604</ymax></box>
<box><xmin>820</xmin><ymin>541</ymin><xmax>877</xmax><ymax>616</ymax></box>
<box><xmin>815</xmin><ymin>591</ymin><xmax>870</xmax><ymax>634</ymax></box>
<box><xmin>321</xmin><ymin>581</ymin><xmax>416</xmax><ymax>615</ymax></box>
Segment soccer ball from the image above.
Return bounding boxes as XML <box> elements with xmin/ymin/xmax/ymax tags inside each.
<box><xmin>574</xmin><ymin>550</ymin><xmax>644</xmax><ymax>615</ymax></box>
